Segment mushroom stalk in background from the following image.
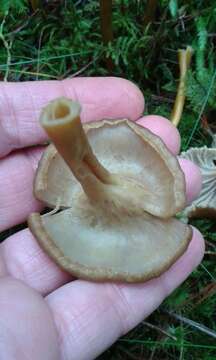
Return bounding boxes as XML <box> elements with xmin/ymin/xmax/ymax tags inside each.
<box><xmin>171</xmin><ymin>46</ymin><xmax>193</xmax><ymax>127</ymax></box>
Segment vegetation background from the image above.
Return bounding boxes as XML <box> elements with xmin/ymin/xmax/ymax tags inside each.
<box><xmin>0</xmin><ymin>0</ymin><xmax>215</xmax><ymax>359</ymax></box>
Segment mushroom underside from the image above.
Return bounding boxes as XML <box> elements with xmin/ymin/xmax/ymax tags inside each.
<box><xmin>181</xmin><ymin>147</ymin><xmax>216</xmax><ymax>218</ymax></box>
<box><xmin>35</xmin><ymin>120</ymin><xmax>186</xmax><ymax>218</ymax></box>
<box><xmin>29</xmin><ymin>203</ymin><xmax>192</xmax><ymax>282</ymax></box>
<box><xmin>29</xmin><ymin>97</ymin><xmax>191</xmax><ymax>283</ymax></box>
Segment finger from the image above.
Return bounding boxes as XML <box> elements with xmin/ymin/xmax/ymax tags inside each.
<box><xmin>137</xmin><ymin>115</ymin><xmax>181</xmax><ymax>155</ymax></box>
<box><xmin>46</xmin><ymin>228</ymin><xmax>204</xmax><ymax>360</ymax></box>
<box><xmin>0</xmin><ymin>252</ymin><xmax>7</xmax><ymax>276</ymax></box>
<box><xmin>1</xmin><ymin>229</ymin><xmax>72</xmax><ymax>294</ymax></box>
<box><xmin>0</xmin><ymin>116</ymin><xmax>198</xmax><ymax>232</ymax></box>
<box><xmin>0</xmin><ymin>77</ymin><xmax>144</xmax><ymax>157</ymax></box>
<box><xmin>0</xmin><ymin>146</ymin><xmax>44</xmax><ymax>231</ymax></box>
<box><xmin>0</xmin><ymin>277</ymin><xmax>60</xmax><ymax>360</ymax></box>
<box><xmin>178</xmin><ymin>158</ymin><xmax>202</xmax><ymax>205</ymax></box>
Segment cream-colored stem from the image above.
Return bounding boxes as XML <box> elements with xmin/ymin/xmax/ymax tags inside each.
<box><xmin>40</xmin><ymin>97</ymin><xmax>115</xmax><ymax>201</ymax></box>
<box><xmin>171</xmin><ymin>46</ymin><xmax>193</xmax><ymax>127</ymax></box>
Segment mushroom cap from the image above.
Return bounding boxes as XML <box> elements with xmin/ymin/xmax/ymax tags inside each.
<box><xmin>29</xmin><ymin>208</ymin><xmax>191</xmax><ymax>282</ymax></box>
<box><xmin>181</xmin><ymin>146</ymin><xmax>216</xmax><ymax>218</ymax></box>
<box><xmin>29</xmin><ymin>109</ymin><xmax>191</xmax><ymax>282</ymax></box>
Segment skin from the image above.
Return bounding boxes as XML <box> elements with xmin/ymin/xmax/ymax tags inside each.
<box><xmin>0</xmin><ymin>77</ymin><xmax>204</xmax><ymax>360</ymax></box>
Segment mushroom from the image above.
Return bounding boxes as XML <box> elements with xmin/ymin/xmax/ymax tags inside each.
<box><xmin>171</xmin><ymin>46</ymin><xmax>193</xmax><ymax>127</ymax></box>
<box><xmin>28</xmin><ymin>97</ymin><xmax>192</xmax><ymax>282</ymax></box>
<box><xmin>181</xmin><ymin>146</ymin><xmax>216</xmax><ymax>218</ymax></box>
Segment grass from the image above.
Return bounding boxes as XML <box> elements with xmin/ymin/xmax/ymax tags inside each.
<box><xmin>0</xmin><ymin>1</ymin><xmax>215</xmax><ymax>359</ymax></box>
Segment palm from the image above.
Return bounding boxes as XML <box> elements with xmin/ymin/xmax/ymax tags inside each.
<box><xmin>0</xmin><ymin>78</ymin><xmax>204</xmax><ymax>360</ymax></box>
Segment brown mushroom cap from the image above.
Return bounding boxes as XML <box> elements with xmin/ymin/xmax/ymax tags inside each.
<box><xmin>29</xmin><ymin>97</ymin><xmax>192</xmax><ymax>282</ymax></box>
<box><xmin>29</xmin><ymin>208</ymin><xmax>191</xmax><ymax>282</ymax></box>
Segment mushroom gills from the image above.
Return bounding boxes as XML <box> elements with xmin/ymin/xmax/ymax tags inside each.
<box><xmin>29</xmin><ymin>97</ymin><xmax>191</xmax><ymax>282</ymax></box>
<box><xmin>29</xmin><ymin>204</ymin><xmax>191</xmax><ymax>282</ymax></box>
<box><xmin>180</xmin><ymin>146</ymin><xmax>216</xmax><ymax>218</ymax></box>
<box><xmin>35</xmin><ymin>120</ymin><xmax>186</xmax><ymax>218</ymax></box>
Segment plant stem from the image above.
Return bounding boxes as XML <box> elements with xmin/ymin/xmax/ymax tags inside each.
<box><xmin>29</xmin><ymin>0</ymin><xmax>41</xmax><ymax>11</ymax></box>
<box><xmin>99</xmin><ymin>0</ymin><xmax>114</xmax><ymax>72</ymax></box>
<box><xmin>171</xmin><ymin>46</ymin><xmax>193</xmax><ymax>127</ymax></box>
<box><xmin>143</xmin><ymin>0</ymin><xmax>158</xmax><ymax>26</ymax></box>
<box><xmin>0</xmin><ymin>12</ymin><xmax>12</xmax><ymax>81</ymax></box>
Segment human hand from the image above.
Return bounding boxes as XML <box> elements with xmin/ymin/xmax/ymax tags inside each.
<box><xmin>0</xmin><ymin>77</ymin><xmax>204</xmax><ymax>360</ymax></box>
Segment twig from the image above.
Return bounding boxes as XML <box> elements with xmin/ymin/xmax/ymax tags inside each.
<box><xmin>167</xmin><ymin>312</ymin><xmax>216</xmax><ymax>339</ymax></box>
<box><xmin>200</xmin><ymin>263</ymin><xmax>216</xmax><ymax>282</ymax></box>
<box><xmin>143</xmin><ymin>0</ymin><xmax>158</xmax><ymax>26</ymax></box>
<box><xmin>29</xmin><ymin>0</ymin><xmax>41</xmax><ymax>11</ymax></box>
<box><xmin>7</xmin><ymin>10</ymin><xmax>39</xmax><ymax>36</ymax></box>
<box><xmin>205</xmin><ymin>239</ymin><xmax>216</xmax><ymax>249</ymax></box>
<box><xmin>145</xmin><ymin>7</ymin><xmax>168</xmax><ymax>67</ymax></box>
<box><xmin>172</xmin><ymin>282</ymin><xmax>216</xmax><ymax>310</ymax></box>
<box><xmin>99</xmin><ymin>0</ymin><xmax>114</xmax><ymax>72</ymax></box>
<box><xmin>120</xmin><ymin>337</ymin><xmax>216</xmax><ymax>349</ymax></box>
<box><xmin>0</xmin><ymin>12</ymin><xmax>12</xmax><ymax>81</ymax></box>
<box><xmin>196</xmin><ymin>282</ymin><xmax>216</xmax><ymax>305</ymax></box>
<box><xmin>8</xmin><ymin>69</ymin><xmax>57</xmax><ymax>79</ymax></box>
<box><xmin>151</xmin><ymin>94</ymin><xmax>174</xmax><ymax>104</ymax></box>
<box><xmin>170</xmin><ymin>46</ymin><xmax>193</xmax><ymax>127</ymax></box>
<box><xmin>36</xmin><ymin>25</ymin><xmax>50</xmax><ymax>80</ymax></box>
<box><xmin>143</xmin><ymin>321</ymin><xmax>177</xmax><ymax>341</ymax></box>
<box><xmin>118</xmin><ymin>345</ymin><xmax>141</xmax><ymax>360</ymax></box>
<box><xmin>205</xmin><ymin>251</ymin><xmax>216</xmax><ymax>255</ymax></box>
<box><xmin>59</xmin><ymin>57</ymin><xmax>99</xmax><ymax>80</ymax></box>
<box><xmin>154</xmin><ymin>14</ymin><xmax>193</xmax><ymax>25</ymax></box>
<box><xmin>68</xmin><ymin>57</ymin><xmax>99</xmax><ymax>79</ymax></box>
<box><xmin>0</xmin><ymin>51</ymin><xmax>94</xmax><ymax>70</ymax></box>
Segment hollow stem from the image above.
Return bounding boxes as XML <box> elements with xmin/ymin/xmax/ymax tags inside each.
<box><xmin>40</xmin><ymin>97</ymin><xmax>115</xmax><ymax>202</ymax></box>
<box><xmin>171</xmin><ymin>46</ymin><xmax>193</xmax><ymax>127</ymax></box>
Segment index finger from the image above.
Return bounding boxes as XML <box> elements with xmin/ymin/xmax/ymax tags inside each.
<box><xmin>0</xmin><ymin>77</ymin><xmax>144</xmax><ymax>157</ymax></box>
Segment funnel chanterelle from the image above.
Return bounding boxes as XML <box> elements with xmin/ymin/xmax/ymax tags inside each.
<box><xmin>28</xmin><ymin>97</ymin><xmax>192</xmax><ymax>282</ymax></box>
